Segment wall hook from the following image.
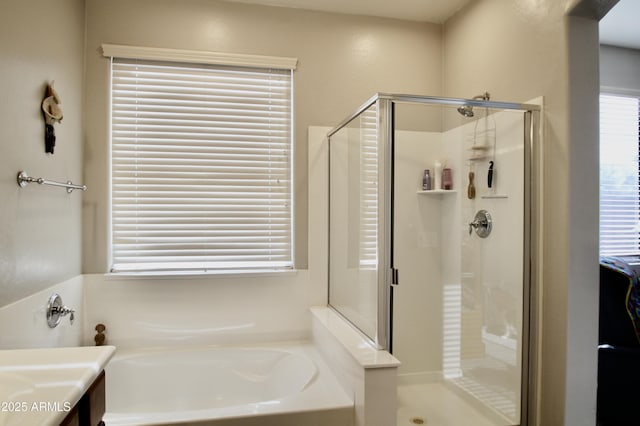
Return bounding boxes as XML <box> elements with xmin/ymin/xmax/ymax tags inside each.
<box><xmin>41</xmin><ymin>81</ymin><xmax>63</xmax><ymax>154</ymax></box>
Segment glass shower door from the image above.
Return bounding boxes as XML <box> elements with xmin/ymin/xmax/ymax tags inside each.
<box><xmin>392</xmin><ymin>101</ymin><xmax>530</xmax><ymax>426</ymax></box>
<box><xmin>328</xmin><ymin>101</ymin><xmax>382</xmax><ymax>343</ymax></box>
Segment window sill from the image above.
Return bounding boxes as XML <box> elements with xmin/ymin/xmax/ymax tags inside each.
<box><xmin>104</xmin><ymin>268</ymin><xmax>299</xmax><ymax>281</ymax></box>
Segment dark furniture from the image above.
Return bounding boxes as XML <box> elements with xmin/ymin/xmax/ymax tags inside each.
<box><xmin>60</xmin><ymin>371</ymin><xmax>106</xmax><ymax>426</ymax></box>
<box><xmin>598</xmin><ymin>257</ymin><xmax>640</xmax><ymax>425</ymax></box>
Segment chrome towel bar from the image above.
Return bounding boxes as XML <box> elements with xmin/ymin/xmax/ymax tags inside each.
<box><xmin>17</xmin><ymin>170</ymin><xmax>86</xmax><ymax>193</ymax></box>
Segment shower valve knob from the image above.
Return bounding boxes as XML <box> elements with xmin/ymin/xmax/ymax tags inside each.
<box><xmin>468</xmin><ymin>210</ymin><xmax>492</xmax><ymax>238</ymax></box>
<box><xmin>468</xmin><ymin>220</ymin><xmax>479</xmax><ymax>235</ymax></box>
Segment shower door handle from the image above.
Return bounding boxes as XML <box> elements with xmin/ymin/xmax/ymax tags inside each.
<box><xmin>389</xmin><ymin>268</ymin><xmax>399</xmax><ymax>286</ymax></box>
<box><xmin>468</xmin><ymin>210</ymin><xmax>492</xmax><ymax>238</ymax></box>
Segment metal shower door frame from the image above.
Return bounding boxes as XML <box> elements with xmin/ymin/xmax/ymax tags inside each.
<box><xmin>327</xmin><ymin>93</ymin><xmax>541</xmax><ymax>426</ymax></box>
<box><xmin>378</xmin><ymin>96</ymin><xmax>540</xmax><ymax>426</ymax></box>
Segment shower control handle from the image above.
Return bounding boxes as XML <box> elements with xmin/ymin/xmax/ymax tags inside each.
<box><xmin>468</xmin><ymin>220</ymin><xmax>479</xmax><ymax>235</ymax></box>
<box><xmin>468</xmin><ymin>210</ymin><xmax>492</xmax><ymax>238</ymax></box>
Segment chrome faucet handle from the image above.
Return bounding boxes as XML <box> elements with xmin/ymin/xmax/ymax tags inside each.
<box><xmin>468</xmin><ymin>219</ymin><xmax>481</xmax><ymax>235</ymax></box>
<box><xmin>468</xmin><ymin>210</ymin><xmax>492</xmax><ymax>238</ymax></box>
<box><xmin>46</xmin><ymin>294</ymin><xmax>75</xmax><ymax>328</ymax></box>
<box><xmin>53</xmin><ymin>306</ymin><xmax>75</xmax><ymax>325</ymax></box>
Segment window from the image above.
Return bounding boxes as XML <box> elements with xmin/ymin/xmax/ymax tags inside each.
<box><xmin>599</xmin><ymin>93</ymin><xmax>640</xmax><ymax>256</ymax></box>
<box><xmin>105</xmin><ymin>45</ymin><xmax>296</xmax><ymax>273</ymax></box>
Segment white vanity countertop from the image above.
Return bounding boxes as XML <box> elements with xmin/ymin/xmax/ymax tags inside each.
<box><xmin>0</xmin><ymin>345</ymin><xmax>116</xmax><ymax>426</ymax></box>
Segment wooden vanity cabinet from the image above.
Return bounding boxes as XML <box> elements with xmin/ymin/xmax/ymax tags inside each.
<box><xmin>60</xmin><ymin>406</ymin><xmax>79</xmax><ymax>426</ymax></box>
<box><xmin>60</xmin><ymin>370</ymin><xmax>106</xmax><ymax>426</ymax></box>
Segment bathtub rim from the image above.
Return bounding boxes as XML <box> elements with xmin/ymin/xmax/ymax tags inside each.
<box><xmin>103</xmin><ymin>340</ymin><xmax>353</xmax><ymax>426</ymax></box>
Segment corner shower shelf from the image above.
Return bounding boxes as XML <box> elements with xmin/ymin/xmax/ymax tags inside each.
<box><xmin>468</xmin><ymin>145</ymin><xmax>491</xmax><ymax>151</ymax></box>
<box><xmin>416</xmin><ymin>189</ymin><xmax>457</xmax><ymax>195</ymax></box>
<box><xmin>467</xmin><ymin>146</ymin><xmax>492</xmax><ymax>161</ymax></box>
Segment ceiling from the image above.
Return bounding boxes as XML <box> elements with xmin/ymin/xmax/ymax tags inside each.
<box><xmin>221</xmin><ymin>0</ymin><xmax>472</xmax><ymax>23</ymax></box>
<box><xmin>222</xmin><ymin>0</ymin><xmax>638</xmax><ymax>50</ymax></box>
<box><xmin>599</xmin><ymin>0</ymin><xmax>640</xmax><ymax>49</ymax></box>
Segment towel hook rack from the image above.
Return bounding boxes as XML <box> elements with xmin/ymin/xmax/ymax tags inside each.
<box><xmin>17</xmin><ymin>171</ymin><xmax>86</xmax><ymax>193</ymax></box>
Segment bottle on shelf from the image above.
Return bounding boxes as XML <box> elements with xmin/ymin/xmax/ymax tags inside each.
<box><xmin>422</xmin><ymin>169</ymin><xmax>432</xmax><ymax>190</ymax></box>
<box><xmin>434</xmin><ymin>161</ymin><xmax>442</xmax><ymax>190</ymax></box>
<box><xmin>442</xmin><ymin>167</ymin><xmax>453</xmax><ymax>190</ymax></box>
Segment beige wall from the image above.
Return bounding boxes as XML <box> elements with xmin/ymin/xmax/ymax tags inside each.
<box><xmin>82</xmin><ymin>0</ymin><xmax>443</xmax><ymax>271</ymax></box>
<box><xmin>444</xmin><ymin>1</ymin><xmax>602</xmax><ymax>425</ymax></box>
<box><xmin>0</xmin><ymin>0</ymin><xmax>85</xmax><ymax>306</ymax></box>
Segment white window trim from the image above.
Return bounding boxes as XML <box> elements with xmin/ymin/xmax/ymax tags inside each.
<box><xmin>102</xmin><ymin>43</ymin><xmax>297</xmax><ymax>70</ymax></box>
<box><xmin>104</xmin><ymin>268</ymin><xmax>299</xmax><ymax>281</ymax></box>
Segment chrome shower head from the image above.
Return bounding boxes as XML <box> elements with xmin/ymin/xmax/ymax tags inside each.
<box><xmin>457</xmin><ymin>105</ymin><xmax>475</xmax><ymax>117</ymax></box>
<box><xmin>457</xmin><ymin>92</ymin><xmax>491</xmax><ymax>118</ymax></box>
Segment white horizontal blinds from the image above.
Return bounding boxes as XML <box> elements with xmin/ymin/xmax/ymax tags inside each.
<box><xmin>110</xmin><ymin>58</ymin><xmax>293</xmax><ymax>272</ymax></box>
<box><xmin>599</xmin><ymin>94</ymin><xmax>640</xmax><ymax>256</ymax></box>
<box><xmin>359</xmin><ymin>105</ymin><xmax>378</xmax><ymax>266</ymax></box>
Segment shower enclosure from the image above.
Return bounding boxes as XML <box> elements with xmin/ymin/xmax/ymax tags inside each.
<box><xmin>327</xmin><ymin>93</ymin><xmax>540</xmax><ymax>426</ymax></box>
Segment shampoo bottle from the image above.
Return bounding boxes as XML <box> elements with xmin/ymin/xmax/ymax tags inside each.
<box><xmin>434</xmin><ymin>161</ymin><xmax>442</xmax><ymax>190</ymax></box>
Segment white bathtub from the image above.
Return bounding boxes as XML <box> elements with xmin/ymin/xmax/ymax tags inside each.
<box><xmin>103</xmin><ymin>342</ymin><xmax>353</xmax><ymax>426</ymax></box>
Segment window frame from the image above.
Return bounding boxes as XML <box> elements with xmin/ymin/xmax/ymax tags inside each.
<box><xmin>599</xmin><ymin>91</ymin><xmax>640</xmax><ymax>257</ymax></box>
<box><xmin>103</xmin><ymin>45</ymin><xmax>297</xmax><ymax>275</ymax></box>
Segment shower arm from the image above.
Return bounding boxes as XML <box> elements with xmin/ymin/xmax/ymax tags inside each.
<box><xmin>472</xmin><ymin>92</ymin><xmax>491</xmax><ymax>102</ymax></box>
